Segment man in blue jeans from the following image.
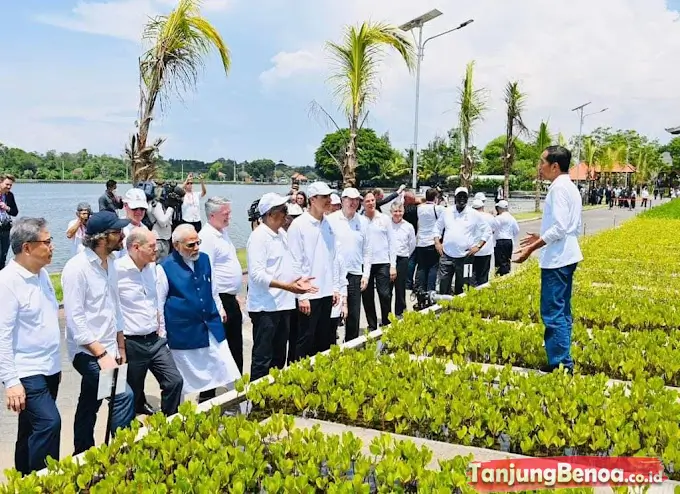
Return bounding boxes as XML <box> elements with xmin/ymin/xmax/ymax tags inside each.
<box><xmin>513</xmin><ymin>146</ymin><xmax>583</xmax><ymax>373</ymax></box>
<box><xmin>0</xmin><ymin>218</ymin><xmax>62</xmax><ymax>475</ymax></box>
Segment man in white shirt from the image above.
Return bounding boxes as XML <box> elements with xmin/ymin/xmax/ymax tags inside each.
<box><xmin>118</xmin><ymin>188</ymin><xmax>149</xmax><ymax>258</ymax></box>
<box><xmin>247</xmin><ymin>193</ymin><xmax>317</xmax><ymax>381</ymax></box>
<box><xmin>61</xmin><ymin>211</ymin><xmax>135</xmax><ymax>454</ymax></box>
<box><xmin>434</xmin><ymin>187</ymin><xmax>492</xmax><ymax>296</ymax></box>
<box><xmin>65</xmin><ymin>202</ymin><xmax>91</xmax><ymax>257</ymax></box>
<box><xmin>0</xmin><ymin>218</ymin><xmax>61</xmax><ymax>474</ymax></box>
<box><xmin>415</xmin><ymin>188</ymin><xmax>444</xmax><ymax>292</ymax></box>
<box><xmin>515</xmin><ymin>146</ymin><xmax>583</xmax><ymax>374</ymax></box>
<box><xmin>199</xmin><ymin>197</ymin><xmax>244</xmax><ymax>379</ymax></box>
<box><xmin>362</xmin><ymin>192</ymin><xmax>397</xmax><ymax>331</ymax></box>
<box><xmin>115</xmin><ymin>228</ymin><xmax>183</xmax><ymax>416</ymax></box>
<box><xmin>493</xmin><ymin>200</ymin><xmax>519</xmax><ymax>276</ymax></box>
<box><xmin>389</xmin><ymin>201</ymin><xmax>416</xmax><ymax>317</ymax></box>
<box><xmin>470</xmin><ymin>198</ymin><xmax>497</xmax><ymax>287</ymax></box>
<box><xmin>287</xmin><ymin>181</ymin><xmax>340</xmax><ymax>359</ymax></box>
<box><xmin>326</xmin><ymin>187</ymin><xmax>371</xmax><ymax>342</ymax></box>
<box><xmin>180</xmin><ymin>173</ymin><xmax>207</xmax><ymax>233</ymax></box>
<box><xmin>156</xmin><ymin>224</ymin><xmax>240</xmax><ymax>403</ymax></box>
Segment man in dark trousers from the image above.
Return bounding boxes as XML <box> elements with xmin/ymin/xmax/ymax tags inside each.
<box><xmin>98</xmin><ymin>180</ymin><xmax>123</xmax><ymax>213</ymax></box>
<box><xmin>514</xmin><ymin>146</ymin><xmax>583</xmax><ymax>374</ymax></box>
<box><xmin>0</xmin><ymin>174</ymin><xmax>19</xmax><ymax>270</ymax></box>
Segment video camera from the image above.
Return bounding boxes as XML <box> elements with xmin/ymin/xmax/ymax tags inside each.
<box><xmin>136</xmin><ymin>180</ymin><xmax>185</xmax><ymax>209</ymax></box>
<box><xmin>247</xmin><ymin>199</ymin><xmax>261</xmax><ymax>223</ymax></box>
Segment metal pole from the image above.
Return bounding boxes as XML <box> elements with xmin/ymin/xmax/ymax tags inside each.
<box><xmin>411</xmin><ymin>25</ymin><xmax>424</xmax><ymax>191</ymax></box>
<box><xmin>576</xmin><ymin>108</ymin><xmax>584</xmax><ymax>184</ymax></box>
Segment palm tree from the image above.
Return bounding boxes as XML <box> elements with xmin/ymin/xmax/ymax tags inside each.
<box><xmin>599</xmin><ymin>144</ymin><xmax>627</xmax><ymax>186</ymax></box>
<box><xmin>312</xmin><ymin>22</ymin><xmax>414</xmax><ymax>188</ymax></box>
<box><xmin>534</xmin><ymin>121</ymin><xmax>553</xmax><ymax>212</ymax></box>
<box><xmin>582</xmin><ymin>137</ymin><xmax>598</xmax><ymax>188</ymax></box>
<box><xmin>126</xmin><ymin>0</ymin><xmax>231</xmax><ymax>183</ymax></box>
<box><xmin>372</xmin><ymin>152</ymin><xmax>411</xmax><ymax>183</ymax></box>
<box><xmin>501</xmin><ymin>81</ymin><xmax>528</xmax><ymax>201</ymax></box>
<box><xmin>458</xmin><ymin>61</ymin><xmax>488</xmax><ymax>188</ymax></box>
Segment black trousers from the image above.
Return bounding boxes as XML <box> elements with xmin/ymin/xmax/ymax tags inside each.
<box><xmin>124</xmin><ymin>333</ymin><xmax>183</xmax><ymax>416</ymax></box>
<box><xmin>438</xmin><ymin>254</ymin><xmax>473</xmax><ymax>296</ymax></box>
<box><xmin>345</xmin><ymin>273</ymin><xmax>362</xmax><ymax>342</ymax></box>
<box><xmin>250</xmin><ymin>310</ymin><xmax>290</xmax><ymax>381</ymax></box>
<box><xmin>0</xmin><ymin>228</ymin><xmax>10</xmax><ymax>270</ymax></box>
<box><xmin>494</xmin><ymin>239</ymin><xmax>513</xmax><ymax>276</ymax></box>
<box><xmin>287</xmin><ymin>302</ymin><xmax>299</xmax><ymax>364</ymax></box>
<box><xmin>416</xmin><ymin>246</ymin><xmax>439</xmax><ymax>292</ymax></box>
<box><xmin>362</xmin><ymin>263</ymin><xmax>392</xmax><ymax>331</ymax></box>
<box><xmin>393</xmin><ymin>256</ymin><xmax>409</xmax><ymax>316</ymax></box>
<box><xmin>295</xmin><ymin>296</ymin><xmax>333</xmax><ymax>360</ymax></box>
<box><xmin>472</xmin><ymin>255</ymin><xmax>491</xmax><ymax>286</ymax></box>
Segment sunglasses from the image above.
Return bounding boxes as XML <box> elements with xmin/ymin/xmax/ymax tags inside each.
<box><xmin>184</xmin><ymin>240</ymin><xmax>202</xmax><ymax>248</ymax></box>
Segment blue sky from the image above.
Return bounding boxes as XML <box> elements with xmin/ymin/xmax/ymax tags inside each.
<box><xmin>1</xmin><ymin>0</ymin><xmax>680</xmax><ymax>166</ymax></box>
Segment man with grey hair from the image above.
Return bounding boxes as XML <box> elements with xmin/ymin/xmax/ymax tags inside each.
<box><xmin>65</xmin><ymin>202</ymin><xmax>91</xmax><ymax>257</ymax></box>
<box><xmin>157</xmin><ymin>224</ymin><xmax>240</xmax><ymax>403</ymax></box>
<box><xmin>115</xmin><ymin>227</ymin><xmax>183</xmax><ymax>416</ymax></box>
<box><xmin>198</xmin><ymin>197</ymin><xmax>243</xmax><ymax>383</ymax></box>
<box><xmin>62</xmin><ymin>211</ymin><xmax>135</xmax><ymax>454</ymax></box>
<box><xmin>0</xmin><ymin>217</ymin><xmax>61</xmax><ymax>474</ymax></box>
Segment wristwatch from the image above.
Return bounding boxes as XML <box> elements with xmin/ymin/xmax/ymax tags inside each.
<box><xmin>95</xmin><ymin>350</ymin><xmax>108</xmax><ymax>360</ymax></box>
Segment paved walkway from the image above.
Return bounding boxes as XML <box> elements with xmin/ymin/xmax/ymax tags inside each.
<box><xmin>0</xmin><ymin>202</ymin><xmax>655</xmax><ymax>477</ymax></box>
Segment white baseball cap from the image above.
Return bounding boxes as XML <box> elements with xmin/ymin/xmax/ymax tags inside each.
<box><xmin>330</xmin><ymin>193</ymin><xmax>341</xmax><ymax>205</ymax></box>
<box><xmin>341</xmin><ymin>187</ymin><xmax>362</xmax><ymax>199</ymax></box>
<box><xmin>258</xmin><ymin>193</ymin><xmax>289</xmax><ymax>216</ymax></box>
<box><xmin>123</xmin><ymin>188</ymin><xmax>149</xmax><ymax>210</ymax></box>
<box><xmin>496</xmin><ymin>200</ymin><xmax>509</xmax><ymax>209</ymax></box>
<box><xmin>286</xmin><ymin>203</ymin><xmax>304</xmax><ymax>216</ymax></box>
<box><xmin>471</xmin><ymin>199</ymin><xmax>484</xmax><ymax>209</ymax></box>
<box><xmin>474</xmin><ymin>192</ymin><xmax>487</xmax><ymax>202</ymax></box>
<box><xmin>307</xmin><ymin>181</ymin><xmax>333</xmax><ymax>197</ymax></box>
<box><xmin>454</xmin><ymin>186</ymin><xmax>469</xmax><ymax>197</ymax></box>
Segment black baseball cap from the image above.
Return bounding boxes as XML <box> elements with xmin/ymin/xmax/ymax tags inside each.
<box><xmin>85</xmin><ymin>211</ymin><xmax>130</xmax><ymax>235</ymax></box>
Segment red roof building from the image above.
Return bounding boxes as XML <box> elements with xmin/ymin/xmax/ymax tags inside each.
<box><xmin>569</xmin><ymin>163</ymin><xmax>636</xmax><ymax>181</ymax></box>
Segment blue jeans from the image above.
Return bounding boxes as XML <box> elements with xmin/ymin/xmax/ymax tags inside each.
<box><xmin>15</xmin><ymin>373</ymin><xmax>61</xmax><ymax>475</ymax></box>
<box><xmin>540</xmin><ymin>264</ymin><xmax>577</xmax><ymax>370</ymax></box>
<box><xmin>72</xmin><ymin>353</ymin><xmax>135</xmax><ymax>455</ymax></box>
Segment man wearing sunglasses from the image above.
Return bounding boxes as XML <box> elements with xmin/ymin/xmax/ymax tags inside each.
<box><xmin>117</xmin><ymin>189</ymin><xmax>149</xmax><ymax>259</ymax></box>
<box><xmin>62</xmin><ymin>211</ymin><xmax>135</xmax><ymax>454</ymax></box>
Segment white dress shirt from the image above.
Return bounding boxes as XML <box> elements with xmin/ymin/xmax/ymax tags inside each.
<box><xmin>494</xmin><ymin>212</ymin><xmax>520</xmax><ymax>242</ymax></box>
<box><xmin>416</xmin><ymin>203</ymin><xmax>445</xmax><ymax>247</ymax></box>
<box><xmin>199</xmin><ymin>223</ymin><xmax>243</xmax><ymax>295</ymax></box>
<box><xmin>114</xmin><ymin>255</ymin><xmax>159</xmax><ymax>336</ymax></box>
<box><xmin>436</xmin><ymin>206</ymin><xmax>493</xmax><ymax>258</ymax></box>
<box><xmin>287</xmin><ymin>212</ymin><xmax>340</xmax><ymax>301</ymax></box>
<box><xmin>67</xmin><ymin>219</ymin><xmax>86</xmax><ymax>257</ymax></box>
<box><xmin>475</xmin><ymin>212</ymin><xmax>497</xmax><ymax>257</ymax></box>
<box><xmin>331</xmin><ymin>253</ymin><xmax>349</xmax><ymax>319</ymax></box>
<box><xmin>391</xmin><ymin>220</ymin><xmax>416</xmax><ymax>258</ymax></box>
<box><xmin>365</xmin><ymin>211</ymin><xmax>397</xmax><ymax>267</ymax></box>
<box><xmin>0</xmin><ymin>261</ymin><xmax>61</xmax><ymax>388</ymax></box>
<box><xmin>181</xmin><ymin>191</ymin><xmax>202</xmax><ymax>223</ymax></box>
<box><xmin>539</xmin><ymin>174</ymin><xmax>584</xmax><ymax>269</ymax></box>
<box><xmin>62</xmin><ymin>248</ymin><xmax>124</xmax><ymax>359</ymax></box>
<box><xmin>156</xmin><ymin>261</ymin><xmax>240</xmax><ymax>394</ymax></box>
<box><xmin>326</xmin><ymin>210</ymin><xmax>371</xmax><ymax>279</ymax></box>
<box><xmin>148</xmin><ymin>203</ymin><xmax>174</xmax><ymax>240</ymax></box>
<box><xmin>246</xmin><ymin>224</ymin><xmax>296</xmax><ymax>312</ymax></box>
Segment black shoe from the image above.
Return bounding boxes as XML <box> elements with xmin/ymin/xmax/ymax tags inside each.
<box><xmin>136</xmin><ymin>402</ymin><xmax>159</xmax><ymax>416</ymax></box>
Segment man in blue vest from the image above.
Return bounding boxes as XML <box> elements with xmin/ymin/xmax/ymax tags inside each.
<box><xmin>156</xmin><ymin>224</ymin><xmax>240</xmax><ymax>403</ymax></box>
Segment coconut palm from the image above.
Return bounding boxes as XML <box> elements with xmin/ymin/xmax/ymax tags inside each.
<box><xmin>372</xmin><ymin>152</ymin><xmax>411</xmax><ymax>182</ymax></box>
<box><xmin>458</xmin><ymin>61</ymin><xmax>488</xmax><ymax>188</ymax></box>
<box><xmin>312</xmin><ymin>22</ymin><xmax>414</xmax><ymax>188</ymax></box>
<box><xmin>501</xmin><ymin>81</ymin><xmax>528</xmax><ymax>201</ymax></box>
<box><xmin>126</xmin><ymin>0</ymin><xmax>231</xmax><ymax>182</ymax></box>
<box><xmin>534</xmin><ymin>121</ymin><xmax>553</xmax><ymax>212</ymax></box>
<box><xmin>582</xmin><ymin>137</ymin><xmax>599</xmax><ymax>187</ymax></box>
<box><xmin>599</xmin><ymin>144</ymin><xmax>627</xmax><ymax>185</ymax></box>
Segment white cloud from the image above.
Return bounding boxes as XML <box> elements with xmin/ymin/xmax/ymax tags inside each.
<box><xmin>259</xmin><ymin>49</ymin><xmax>324</xmax><ymax>87</ymax></box>
<box><xmin>260</xmin><ymin>0</ymin><xmax>680</xmax><ymax>154</ymax></box>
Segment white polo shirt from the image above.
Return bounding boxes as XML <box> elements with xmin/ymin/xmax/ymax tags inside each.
<box><xmin>436</xmin><ymin>206</ymin><xmax>493</xmax><ymax>259</ymax></box>
<box><xmin>326</xmin><ymin>210</ymin><xmax>371</xmax><ymax>278</ymax></box>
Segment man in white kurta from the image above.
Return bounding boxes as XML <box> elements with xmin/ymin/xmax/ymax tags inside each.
<box><xmin>156</xmin><ymin>224</ymin><xmax>239</xmax><ymax>402</ymax></box>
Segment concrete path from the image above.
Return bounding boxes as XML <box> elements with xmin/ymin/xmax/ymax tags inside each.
<box><xmin>0</xmin><ymin>201</ymin><xmax>655</xmax><ymax>477</ymax></box>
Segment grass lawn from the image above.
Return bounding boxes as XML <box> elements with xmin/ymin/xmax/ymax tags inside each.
<box><xmin>50</xmin><ymin>248</ymin><xmax>248</xmax><ymax>304</ymax></box>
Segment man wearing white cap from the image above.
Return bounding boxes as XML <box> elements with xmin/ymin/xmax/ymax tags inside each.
<box><xmin>118</xmin><ymin>188</ymin><xmax>149</xmax><ymax>258</ymax></box>
<box><xmin>434</xmin><ymin>187</ymin><xmax>492</xmax><ymax>295</ymax></box>
<box><xmin>287</xmin><ymin>182</ymin><xmax>340</xmax><ymax>359</ymax></box>
<box><xmin>247</xmin><ymin>193</ymin><xmax>318</xmax><ymax>381</ymax></box>
<box><xmin>329</xmin><ymin>193</ymin><xmax>342</xmax><ymax>213</ymax></box>
<box><xmin>326</xmin><ymin>187</ymin><xmax>371</xmax><ymax>342</ymax></box>
<box><xmin>470</xmin><ymin>198</ymin><xmax>496</xmax><ymax>286</ymax></box>
<box><xmin>493</xmin><ymin>200</ymin><xmax>519</xmax><ymax>276</ymax></box>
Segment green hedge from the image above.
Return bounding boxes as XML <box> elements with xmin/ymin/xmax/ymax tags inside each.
<box><xmin>639</xmin><ymin>199</ymin><xmax>680</xmax><ymax>219</ymax></box>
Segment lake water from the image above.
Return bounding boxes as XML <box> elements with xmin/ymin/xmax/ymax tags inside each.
<box><xmin>7</xmin><ymin>182</ymin><xmax>543</xmax><ymax>272</ymax></box>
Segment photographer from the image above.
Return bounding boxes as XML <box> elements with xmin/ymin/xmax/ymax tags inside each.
<box><xmin>65</xmin><ymin>202</ymin><xmax>91</xmax><ymax>257</ymax></box>
<box><xmin>147</xmin><ymin>182</ymin><xmax>183</xmax><ymax>260</ymax></box>
<box><xmin>0</xmin><ymin>174</ymin><xmax>18</xmax><ymax>270</ymax></box>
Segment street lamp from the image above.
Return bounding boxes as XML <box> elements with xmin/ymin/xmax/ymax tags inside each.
<box><xmin>399</xmin><ymin>10</ymin><xmax>474</xmax><ymax>191</ymax></box>
<box><xmin>571</xmin><ymin>102</ymin><xmax>607</xmax><ymax>191</ymax></box>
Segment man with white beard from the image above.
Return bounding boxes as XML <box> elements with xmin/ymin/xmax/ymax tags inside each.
<box><xmin>156</xmin><ymin>224</ymin><xmax>240</xmax><ymax>403</ymax></box>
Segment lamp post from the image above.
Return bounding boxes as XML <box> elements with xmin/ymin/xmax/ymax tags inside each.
<box><xmin>399</xmin><ymin>11</ymin><xmax>474</xmax><ymax>191</ymax></box>
<box><xmin>571</xmin><ymin>102</ymin><xmax>607</xmax><ymax>191</ymax></box>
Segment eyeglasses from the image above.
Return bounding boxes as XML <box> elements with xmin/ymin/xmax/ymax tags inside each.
<box><xmin>29</xmin><ymin>237</ymin><xmax>53</xmax><ymax>246</ymax></box>
<box><xmin>184</xmin><ymin>240</ymin><xmax>202</xmax><ymax>248</ymax></box>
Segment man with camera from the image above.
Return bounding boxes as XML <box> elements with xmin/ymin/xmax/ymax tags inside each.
<box><xmin>0</xmin><ymin>174</ymin><xmax>19</xmax><ymax>270</ymax></box>
<box><xmin>146</xmin><ymin>182</ymin><xmax>183</xmax><ymax>260</ymax></box>
<box><xmin>65</xmin><ymin>202</ymin><xmax>91</xmax><ymax>258</ymax></box>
